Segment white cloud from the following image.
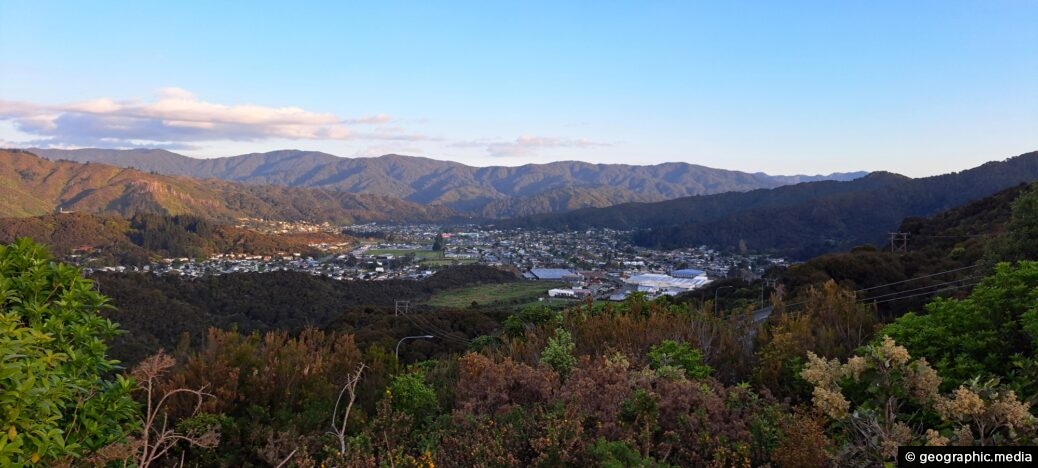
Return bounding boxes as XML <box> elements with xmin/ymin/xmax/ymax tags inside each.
<box><xmin>0</xmin><ymin>100</ymin><xmax>51</xmax><ymax>120</ymax></box>
<box><xmin>453</xmin><ymin>135</ymin><xmax>610</xmax><ymax>157</ymax></box>
<box><xmin>65</xmin><ymin>98</ymin><xmax>124</xmax><ymax>114</ymax></box>
<box><xmin>346</xmin><ymin>114</ymin><xmax>392</xmax><ymax>125</ymax></box>
<box><xmin>0</xmin><ymin>88</ymin><xmax>419</xmax><ymax>148</ymax></box>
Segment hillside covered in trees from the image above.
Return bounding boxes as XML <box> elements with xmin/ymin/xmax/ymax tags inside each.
<box><xmin>0</xmin><ymin>149</ymin><xmax>456</xmax><ymax>223</ymax></box>
<box><xmin>773</xmin><ymin>182</ymin><xmax>1036</xmax><ymax>318</ymax></box>
<box><xmin>93</xmin><ymin>265</ymin><xmax>519</xmax><ymax>364</ymax></box>
<box><xmin>0</xmin><ymin>212</ymin><xmax>349</xmax><ymax>265</ymax></box>
<box><xmin>502</xmin><ymin>150</ymin><xmax>1038</xmax><ymax>259</ymax></box>
<box><xmin>29</xmin><ymin>147</ymin><xmax>866</xmax><ymax>218</ymax></box>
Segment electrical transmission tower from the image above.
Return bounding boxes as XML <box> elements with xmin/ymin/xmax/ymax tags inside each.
<box><xmin>395</xmin><ymin>300</ymin><xmax>410</xmax><ymax>316</ymax></box>
<box><xmin>889</xmin><ymin>232</ymin><xmax>908</xmax><ymax>252</ymax></box>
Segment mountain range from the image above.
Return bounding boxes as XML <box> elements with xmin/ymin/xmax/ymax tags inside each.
<box><xmin>0</xmin><ymin>149</ymin><xmax>454</xmax><ymax>223</ymax></box>
<box><xmin>28</xmin><ymin>148</ymin><xmax>866</xmax><ymax>217</ymax></box>
<box><xmin>10</xmin><ymin>146</ymin><xmax>1038</xmax><ymax>261</ymax></box>
<box><xmin>501</xmin><ymin>150</ymin><xmax>1038</xmax><ymax>259</ymax></box>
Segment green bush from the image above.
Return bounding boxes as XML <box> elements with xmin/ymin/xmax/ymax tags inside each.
<box><xmin>389</xmin><ymin>372</ymin><xmax>440</xmax><ymax>427</ymax></box>
<box><xmin>0</xmin><ymin>238</ymin><xmax>137</xmax><ymax>464</ymax></box>
<box><xmin>648</xmin><ymin>340</ymin><xmax>713</xmax><ymax>379</ymax></box>
<box><xmin>540</xmin><ymin>327</ymin><xmax>576</xmax><ymax>378</ymax></box>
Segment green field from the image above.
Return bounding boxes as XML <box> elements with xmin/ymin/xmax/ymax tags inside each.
<box><xmin>366</xmin><ymin>249</ymin><xmax>442</xmax><ymax>259</ymax></box>
<box><xmin>426</xmin><ymin>280</ymin><xmax>568</xmax><ymax>309</ymax></box>
<box><xmin>420</xmin><ymin>258</ymin><xmax>479</xmax><ymax>266</ymax></box>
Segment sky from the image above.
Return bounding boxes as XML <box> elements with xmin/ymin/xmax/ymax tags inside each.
<box><xmin>1</xmin><ymin>1</ymin><xmax>1036</xmax><ymax>177</ymax></box>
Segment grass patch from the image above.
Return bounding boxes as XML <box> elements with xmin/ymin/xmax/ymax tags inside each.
<box><xmin>420</xmin><ymin>258</ymin><xmax>479</xmax><ymax>267</ymax></box>
<box><xmin>427</xmin><ymin>281</ymin><xmax>568</xmax><ymax>309</ymax></box>
<box><xmin>367</xmin><ymin>249</ymin><xmax>442</xmax><ymax>259</ymax></box>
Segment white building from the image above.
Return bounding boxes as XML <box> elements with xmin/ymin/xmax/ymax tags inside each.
<box><xmin>624</xmin><ymin>273</ymin><xmax>711</xmax><ymax>296</ymax></box>
<box><xmin>548</xmin><ymin>288</ymin><xmax>592</xmax><ymax>298</ymax></box>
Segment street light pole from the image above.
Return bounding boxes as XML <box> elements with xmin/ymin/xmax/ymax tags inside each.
<box><xmin>396</xmin><ymin>335</ymin><xmax>435</xmax><ymax>362</ymax></box>
<box><xmin>714</xmin><ymin>286</ymin><xmax>734</xmax><ymax>316</ymax></box>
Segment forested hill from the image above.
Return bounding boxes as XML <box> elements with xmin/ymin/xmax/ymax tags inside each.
<box><xmin>779</xmin><ymin>182</ymin><xmax>1036</xmax><ymax>318</ymax></box>
<box><xmin>28</xmin><ymin>147</ymin><xmax>866</xmax><ymax>217</ymax></box>
<box><xmin>501</xmin><ymin>150</ymin><xmax>1038</xmax><ymax>259</ymax></box>
<box><xmin>0</xmin><ymin>212</ymin><xmax>350</xmax><ymax>265</ymax></box>
<box><xmin>92</xmin><ymin>265</ymin><xmax>518</xmax><ymax>364</ymax></box>
<box><xmin>0</xmin><ymin>149</ymin><xmax>456</xmax><ymax>223</ymax></box>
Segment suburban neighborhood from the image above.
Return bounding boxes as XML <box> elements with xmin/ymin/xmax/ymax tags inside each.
<box><xmin>84</xmin><ymin>222</ymin><xmax>787</xmax><ymax>302</ymax></box>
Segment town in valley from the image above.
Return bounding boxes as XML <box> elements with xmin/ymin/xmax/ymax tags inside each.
<box><xmin>80</xmin><ymin>220</ymin><xmax>786</xmax><ymax>302</ymax></box>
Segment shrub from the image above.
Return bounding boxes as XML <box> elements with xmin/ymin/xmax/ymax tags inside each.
<box><xmin>0</xmin><ymin>238</ymin><xmax>137</xmax><ymax>464</ymax></box>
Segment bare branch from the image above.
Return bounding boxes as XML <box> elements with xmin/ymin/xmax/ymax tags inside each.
<box><xmin>329</xmin><ymin>363</ymin><xmax>366</xmax><ymax>455</ymax></box>
<box><xmin>124</xmin><ymin>352</ymin><xmax>221</xmax><ymax>468</ymax></box>
<box><xmin>275</xmin><ymin>448</ymin><xmax>299</xmax><ymax>468</ymax></box>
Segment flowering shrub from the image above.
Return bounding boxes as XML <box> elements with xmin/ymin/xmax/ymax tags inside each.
<box><xmin>802</xmin><ymin>336</ymin><xmax>1037</xmax><ymax>465</ymax></box>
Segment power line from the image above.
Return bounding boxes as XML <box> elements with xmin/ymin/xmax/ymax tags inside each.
<box><xmin>394</xmin><ymin>296</ymin><xmax>472</xmax><ymax>344</ymax></box>
<box><xmin>780</xmin><ymin>276</ymin><xmax>982</xmax><ymax>318</ymax></box>
<box><xmin>911</xmin><ymin>234</ymin><xmax>991</xmax><ymax>239</ymax></box>
<box><xmin>853</xmin><ymin>264</ymin><xmax>981</xmax><ymax>293</ymax></box>
<box><xmin>412</xmin><ymin>314</ymin><xmax>472</xmax><ymax>344</ymax></box>
<box><xmin>403</xmin><ymin>314</ymin><xmax>469</xmax><ymax>345</ymax></box>
<box><xmin>867</xmin><ymin>280</ymin><xmax>983</xmax><ymax>306</ymax></box>
<box><xmin>401</xmin><ymin>312</ymin><xmax>472</xmax><ymax>345</ymax></box>
<box><xmin>773</xmin><ymin>263</ymin><xmax>982</xmax><ymax>312</ymax></box>
<box><xmin>401</xmin><ymin>307</ymin><xmax>466</xmax><ymax>340</ymax></box>
<box><xmin>858</xmin><ymin>276</ymin><xmax>979</xmax><ymax>302</ymax></box>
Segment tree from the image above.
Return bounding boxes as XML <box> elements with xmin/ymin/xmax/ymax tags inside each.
<box><xmin>988</xmin><ymin>184</ymin><xmax>1038</xmax><ymax>262</ymax></box>
<box><xmin>388</xmin><ymin>371</ymin><xmax>439</xmax><ymax>427</ymax></box>
<box><xmin>647</xmin><ymin>340</ymin><xmax>712</xmax><ymax>379</ymax></box>
<box><xmin>0</xmin><ymin>238</ymin><xmax>137</xmax><ymax>464</ymax></box>
<box><xmin>882</xmin><ymin>262</ymin><xmax>1038</xmax><ymax>395</ymax></box>
<box><xmin>541</xmin><ymin>327</ymin><xmax>577</xmax><ymax>378</ymax></box>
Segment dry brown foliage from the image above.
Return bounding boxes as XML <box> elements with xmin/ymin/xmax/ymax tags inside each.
<box><xmin>454</xmin><ymin>352</ymin><xmax>559</xmax><ymax>416</ymax></box>
<box><xmin>771</xmin><ymin>408</ymin><xmax>832</xmax><ymax>467</ymax></box>
<box><xmin>90</xmin><ymin>351</ymin><xmax>221</xmax><ymax>468</ymax></box>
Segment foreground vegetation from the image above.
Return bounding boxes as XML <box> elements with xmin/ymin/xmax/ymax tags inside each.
<box><xmin>3</xmin><ymin>184</ymin><xmax>1038</xmax><ymax>466</ymax></box>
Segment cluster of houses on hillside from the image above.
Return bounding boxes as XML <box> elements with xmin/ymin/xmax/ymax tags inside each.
<box><xmin>84</xmin><ymin>223</ymin><xmax>787</xmax><ymax>302</ymax></box>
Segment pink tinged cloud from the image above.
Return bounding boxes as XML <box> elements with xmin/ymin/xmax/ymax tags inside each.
<box><xmin>0</xmin><ymin>88</ymin><xmax>421</xmax><ymax>148</ymax></box>
<box><xmin>453</xmin><ymin>135</ymin><xmax>610</xmax><ymax>157</ymax></box>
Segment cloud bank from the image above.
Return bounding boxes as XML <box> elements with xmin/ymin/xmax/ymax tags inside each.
<box><xmin>0</xmin><ymin>88</ymin><xmax>423</xmax><ymax>148</ymax></box>
<box><xmin>454</xmin><ymin>135</ymin><xmax>610</xmax><ymax>157</ymax></box>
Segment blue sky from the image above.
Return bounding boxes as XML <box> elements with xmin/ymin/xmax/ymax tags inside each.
<box><xmin>1</xmin><ymin>1</ymin><xmax>1035</xmax><ymax>176</ymax></box>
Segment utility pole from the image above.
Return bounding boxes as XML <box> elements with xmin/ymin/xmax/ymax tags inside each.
<box><xmin>889</xmin><ymin>232</ymin><xmax>908</xmax><ymax>252</ymax></box>
<box><xmin>760</xmin><ymin>278</ymin><xmax>777</xmax><ymax>308</ymax></box>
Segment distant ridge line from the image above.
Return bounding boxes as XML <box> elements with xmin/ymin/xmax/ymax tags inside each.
<box><xmin>24</xmin><ymin>147</ymin><xmax>869</xmax><ymax>218</ymax></box>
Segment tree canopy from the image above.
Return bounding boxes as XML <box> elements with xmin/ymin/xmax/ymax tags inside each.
<box><xmin>882</xmin><ymin>261</ymin><xmax>1038</xmax><ymax>395</ymax></box>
